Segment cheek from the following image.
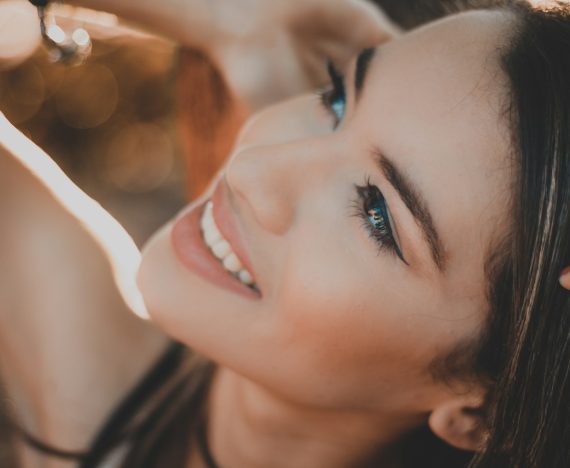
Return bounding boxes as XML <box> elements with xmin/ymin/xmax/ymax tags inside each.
<box><xmin>137</xmin><ymin>223</ymin><xmax>191</xmax><ymax>336</ymax></box>
<box><xmin>271</xmin><ymin>243</ymin><xmax>411</xmax><ymax>398</ymax></box>
<box><xmin>269</xmin><ymin>231</ymin><xmax>480</xmax><ymax>409</ymax></box>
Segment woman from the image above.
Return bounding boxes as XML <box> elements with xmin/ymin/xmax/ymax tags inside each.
<box><xmin>1</xmin><ymin>1</ymin><xmax>569</xmax><ymax>467</ymax></box>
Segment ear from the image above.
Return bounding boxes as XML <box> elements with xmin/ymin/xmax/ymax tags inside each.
<box><xmin>428</xmin><ymin>397</ymin><xmax>488</xmax><ymax>452</ymax></box>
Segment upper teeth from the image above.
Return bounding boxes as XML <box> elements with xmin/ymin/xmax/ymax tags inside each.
<box><xmin>200</xmin><ymin>201</ymin><xmax>255</xmax><ymax>287</ymax></box>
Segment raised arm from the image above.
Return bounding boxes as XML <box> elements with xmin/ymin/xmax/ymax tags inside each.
<box><xmin>0</xmin><ymin>2</ymin><xmax>398</xmax><ymax>462</ymax></box>
<box><xmin>0</xmin><ymin>113</ymin><xmax>168</xmax><ymax>464</ymax></box>
<box><xmin>69</xmin><ymin>0</ymin><xmax>399</xmax><ymax>110</ymax></box>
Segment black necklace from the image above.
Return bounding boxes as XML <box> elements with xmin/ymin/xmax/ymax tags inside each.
<box><xmin>196</xmin><ymin>411</ymin><xmax>221</xmax><ymax>468</ymax></box>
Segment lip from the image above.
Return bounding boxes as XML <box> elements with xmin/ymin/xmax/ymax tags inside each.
<box><xmin>170</xmin><ymin>178</ymin><xmax>261</xmax><ymax>300</ymax></box>
<box><xmin>211</xmin><ymin>178</ymin><xmax>259</xmax><ymax>285</ymax></box>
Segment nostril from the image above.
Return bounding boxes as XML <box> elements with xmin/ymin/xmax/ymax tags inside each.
<box><xmin>224</xmin><ymin>147</ymin><xmax>295</xmax><ymax>237</ymax></box>
<box><xmin>224</xmin><ymin>151</ymin><xmax>255</xmax><ymax>206</ymax></box>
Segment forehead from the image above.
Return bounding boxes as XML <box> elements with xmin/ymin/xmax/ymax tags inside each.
<box><xmin>353</xmin><ymin>10</ymin><xmax>514</xmax><ymax>286</ymax></box>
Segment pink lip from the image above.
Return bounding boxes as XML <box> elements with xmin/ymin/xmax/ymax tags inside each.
<box><xmin>170</xmin><ymin>178</ymin><xmax>261</xmax><ymax>300</ymax></box>
<box><xmin>211</xmin><ymin>178</ymin><xmax>259</xmax><ymax>286</ymax></box>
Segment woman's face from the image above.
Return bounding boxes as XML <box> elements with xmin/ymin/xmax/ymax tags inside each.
<box><xmin>139</xmin><ymin>11</ymin><xmax>513</xmax><ymax>416</ymax></box>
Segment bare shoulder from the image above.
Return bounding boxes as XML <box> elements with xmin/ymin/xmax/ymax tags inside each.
<box><xmin>0</xmin><ymin>114</ymin><xmax>168</xmax><ymax>459</ymax></box>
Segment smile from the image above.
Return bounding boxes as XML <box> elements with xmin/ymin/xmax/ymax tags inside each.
<box><xmin>170</xmin><ymin>177</ymin><xmax>261</xmax><ymax>300</ymax></box>
<box><xmin>200</xmin><ymin>200</ymin><xmax>257</xmax><ymax>291</ymax></box>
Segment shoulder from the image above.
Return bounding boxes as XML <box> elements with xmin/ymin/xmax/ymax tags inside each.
<box><xmin>0</xmin><ymin>114</ymin><xmax>169</xmax><ymax>458</ymax></box>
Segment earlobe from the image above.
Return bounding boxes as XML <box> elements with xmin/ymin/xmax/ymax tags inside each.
<box><xmin>428</xmin><ymin>400</ymin><xmax>488</xmax><ymax>452</ymax></box>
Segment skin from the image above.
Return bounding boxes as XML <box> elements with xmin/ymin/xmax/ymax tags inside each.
<box><xmin>72</xmin><ymin>0</ymin><xmax>397</xmax><ymax>111</ymax></box>
<box><xmin>0</xmin><ymin>1</ymin><xmax>394</xmax><ymax>466</ymax></box>
<box><xmin>138</xmin><ymin>10</ymin><xmax>516</xmax><ymax>468</ymax></box>
<box><xmin>0</xmin><ymin>3</ymin><xmax>516</xmax><ymax>468</ymax></box>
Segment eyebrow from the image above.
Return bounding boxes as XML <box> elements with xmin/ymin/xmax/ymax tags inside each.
<box><xmin>352</xmin><ymin>48</ymin><xmax>446</xmax><ymax>271</ymax></box>
<box><xmin>355</xmin><ymin>48</ymin><xmax>377</xmax><ymax>100</ymax></box>
<box><xmin>373</xmin><ymin>148</ymin><xmax>446</xmax><ymax>271</ymax></box>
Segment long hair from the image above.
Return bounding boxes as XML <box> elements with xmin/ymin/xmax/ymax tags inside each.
<box><xmin>116</xmin><ymin>2</ymin><xmax>570</xmax><ymax>467</ymax></box>
<box><xmin>468</xmin><ymin>3</ymin><xmax>570</xmax><ymax>467</ymax></box>
<box><xmin>382</xmin><ymin>3</ymin><xmax>570</xmax><ymax>467</ymax></box>
<box><xmin>367</xmin><ymin>3</ymin><xmax>570</xmax><ymax>467</ymax></box>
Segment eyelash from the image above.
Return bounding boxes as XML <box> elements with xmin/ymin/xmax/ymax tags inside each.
<box><xmin>318</xmin><ymin>62</ymin><xmax>406</xmax><ymax>264</ymax></box>
<box><xmin>351</xmin><ymin>177</ymin><xmax>407</xmax><ymax>263</ymax></box>
<box><xmin>318</xmin><ymin>61</ymin><xmax>346</xmax><ymax>129</ymax></box>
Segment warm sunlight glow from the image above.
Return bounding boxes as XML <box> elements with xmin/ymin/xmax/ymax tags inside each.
<box><xmin>0</xmin><ymin>1</ymin><xmax>41</xmax><ymax>68</ymax></box>
<box><xmin>0</xmin><ymin>113</ymin><xmax>150</xmax><ymax>320</ymax></box>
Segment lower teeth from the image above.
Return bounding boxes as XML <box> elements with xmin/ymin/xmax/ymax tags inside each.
<box><xmin>234</xmin><ymin>274</ymin><xmax>258</xmax><ymax>292</ymax></box>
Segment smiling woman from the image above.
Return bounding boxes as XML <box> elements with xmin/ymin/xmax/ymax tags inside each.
<box><xmin>139</xmin><ymin>9</ymin><xmax>515</xmax><ymax>467</ymax></box>
<box><xmin>2</xmin><ymin>1</ymin><xmax>570</xmax><ymax>468</ymax></box>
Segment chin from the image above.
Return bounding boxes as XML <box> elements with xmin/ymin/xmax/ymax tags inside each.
<box><xmin>137</xmin><ymin>220</ymin><xmax>194</xmax><ymax>337</ymax></box>
<box><xmin>138</xmin><ymin>229</ymin><xmax>364</xmax><ymax>408</ymax></box>
<box><xmin>136</xmin><ymin>208</ymin><xmax>261</xmax><ymax>363</ymax></box>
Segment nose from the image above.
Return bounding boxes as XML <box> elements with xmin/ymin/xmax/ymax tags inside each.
<box><xmin>225</xmin><ymin>94</ymin><xmax>338</xmax><ymax>235</ymax></box>
<box><xmin>225</xmin><ymin>137</ymin><xmax>336</xmax><ymax>236</ymax></box>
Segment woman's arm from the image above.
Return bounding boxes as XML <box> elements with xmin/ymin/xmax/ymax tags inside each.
<box><xmin>66</xmin><ymin>0</ymin><xmax>400</xmax><ymax>198</ymax></box>
<box><xmin>0</xmin><ymin>113</ymin><xmax>168</xmax><ymax>462</ymax></box>
<box><xmin>0</xmin><ymin>2</ymin><xmax>398</xmax><ymax>460</ymax></box>
<box><xmin>70</xmin><ymin>0</ymin><xmax>400</xmax><ymax>110</ymax></box>
<box><xmin>72</xmin><ymin>0</ymin><xmax>218</xmax><ymax>49</ymax></box>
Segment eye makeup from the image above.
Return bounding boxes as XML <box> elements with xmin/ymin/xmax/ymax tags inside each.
<box><xmin>318</xmin><ymin>60</ymin><xmax>407</xmax><ymax>265</ymax></box>
<box><xmin>352</xmin><ymin>177</ymin><xmax>407</xmax><ymax>263</ymax></box>
<box><xmin>318</xmin><ymin>61</ymin><xmax>346</xmax><ymax>129</ymax></box>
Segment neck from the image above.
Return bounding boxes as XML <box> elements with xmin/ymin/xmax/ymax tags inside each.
<box><xmin>199</xmin><ymin>367</ymin><xmax>423</xmax><ymax>468</ymax></box>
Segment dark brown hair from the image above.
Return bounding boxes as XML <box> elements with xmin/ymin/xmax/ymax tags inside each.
<box><xmin>371</xmin><ymin>2</ymin><xmax>570</xmax><ymax>467</ymax></box>
<box><xmin>471</xmin><ymin>3</ymin><xmax>570</xmax><ymax>467</ymax></box>
<box><xmin>101</xmin><ymin>2</ymin><xmax>570</xmax><ymax>467</ymax></box>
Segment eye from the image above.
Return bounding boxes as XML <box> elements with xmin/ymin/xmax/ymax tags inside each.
<box><xmin>318</xmin><ymin>61</ymin><xmax>346</xmax><ymax>128</ymax></box>
<box><xmin>353</xmin><ymin>178</ymin><xmax>408</xmax><ymax>264</ymax></box>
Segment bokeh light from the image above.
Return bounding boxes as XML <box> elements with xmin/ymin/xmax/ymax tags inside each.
<box><xmin>102</xmin><ymin>122</ymin><xmax>174</xmax><ymax>193</ymax></box>
<box><xmin>72</xmin><ymin>27</ymin><xmax>91</xmax><ymax>47</ymax></box>
<box><xmin>55</xmin><ymin>63</ymin><xmax>118</xmax><ymax>128</ymax></box>
<box><xmin>46</xmin><ymin>24</ymin><xmax>66</xmax><ymax>45</ymax></box>
<box><xmin>0</xmin><ymin>62</ymin><xmax>45</xmax><ymax>123</ymax></box>
<box><xmin>0</xmin><ymin>2</ymin><xmax>185</xmax><ymax>247</ymax></box>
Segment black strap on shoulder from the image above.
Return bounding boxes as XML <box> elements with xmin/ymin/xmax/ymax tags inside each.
<box><xmin>79</xmin><ymin>341</ymin><xmax>185</xmax><ymax>468</ymax></box>
<box><xmin>16</xmin><ymin>429</ymin><xmax>87</xmax><ymax>461</ymax></box>
<box><xmin>12</xmin><ymin>341</ymin><xmax>184</xmax><ymax>466</ymax></box>
<box><xmin>119</xmin><ymin>353</ymin><xmax>216</xmax><ymax>468</ymax></box>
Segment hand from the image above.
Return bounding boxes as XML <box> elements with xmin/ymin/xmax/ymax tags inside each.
<box><xmin>73</xmin><ymin>0</ymin><xmax>399</xmax><ymax>111</ymax></box>
<box><xmin>205</xmin><ymin>0</ymin><xmax>400</xmax><ymax>110</ymax></box>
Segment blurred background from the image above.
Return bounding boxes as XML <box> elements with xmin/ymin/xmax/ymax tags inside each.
<box><xmin>0</xmin><ymin>1</ymin><xmax>188</xmax><ymax>464</ymax></box>
<box><xmin>0</xmin><ymin>0</ymin><xmax>555</xmax><ymax>465</ymax></box>
<box><xmin>0</xmin><ymin>1</ymin><xmax>187</xmax><ymax>248</ymax></box>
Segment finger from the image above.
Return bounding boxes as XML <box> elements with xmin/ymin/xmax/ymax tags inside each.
<box><xmin>213</xmin><ymin>42</ymin><xmax>310</xmax><ymax>111</ymax></box>
<box><xmin>337</xmin><ymin>0</ymin><xmax>402</xmax><ymax>44</ymax></box>
<box><xmin>73</xmin><ymin>0</ymin><xmax>216</xmax><ymax>48</ymax></box>
<box><xmin>303</xmin><ymin>0</ymin><xmax>402</xmax><ymax>46</ymax></box>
